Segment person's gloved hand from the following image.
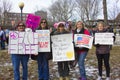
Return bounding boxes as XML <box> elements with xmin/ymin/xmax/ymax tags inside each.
<box><xmin>96</xmin><ymin>44</ymin><xmax>100</xmax><ymax>47</ymax></box>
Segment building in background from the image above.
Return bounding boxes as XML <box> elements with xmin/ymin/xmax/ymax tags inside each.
<box><xmin>35</xmin><ymin>10</ymin><xmax>47</xmax><ymax>19</ymax></box>
<box><xmin>3</xmin><ymin>11</ymin><xmax>30</xmax><ymax>28</ymax></box>
<box><xmin>85</xmin><ymin>13</ymin><xmax>120</xmax><ymax>29</ymax></box>
<box><xmin>1</xmin><ymin>10</ymin><xmax>47</xmax><ymax>29</ymax></box>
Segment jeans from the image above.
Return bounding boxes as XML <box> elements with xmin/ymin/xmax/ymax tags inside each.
<box><xmin>96</xmin><ymin>53</ymin><xmax>110</xmax><ymax>77</ymax></box>
<box><xmin>58</xmin><ymin>61</ymin><xmax>69</xmax><ymax>77</ymax></box>
<box><xmin>0</xmin><ymin>40</ymin><xmax>5</xmax><ymax>49</ymax></box>
<box><xmin>37</xmin><ymin>53</ymin><xmax>49</xmax><ymax>80</ymax></box>
<box><xmin>11</xmin><ymin>54</ymin><xmax>29</xmax><ymax>80</ymax></box>
<box><xmin>78</xmin><ymin>51</ymin><xmax>88</xmax><ymax>79</ymax></box>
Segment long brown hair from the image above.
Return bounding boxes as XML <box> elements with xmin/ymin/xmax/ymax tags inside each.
<box><xmin>38</xmin><ymin>18</ymin><xmax>48</xmax><ymax>30</ymax></box>
<box><xmin>56</xmin><ymin>23</ymin><xmax>66</xmax><ymax>32</ymax></box>
<box><xmin>16</xmin><ymin>21</ymin><xmax>25</xmax><ymax>30</ymax></box>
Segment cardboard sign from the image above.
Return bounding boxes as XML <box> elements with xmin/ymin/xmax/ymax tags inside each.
<box><xmin>36</xmin><ymin>30</ymin><xmax>50</xmax><ymax>52</ymax></box>
<box><xmin>95</xmin><ymin>33</ymin><xmax>114</xmax><ymax>45</ymax></box>
<box><xmin>9</xmin><ymin>31</ymin><xmax>38</xmax><ymax>54</ymax></box>
<box><xmin>26</xmin><ymin>14</ymin><xmax>41</xmax><ymax>31</ymax></box>
<box><xmin>51</xmin><ymin>34</ymin><xmax>75</xmax><ymax>62</ymax></box>
<box><xmin>74</xmin><ymin>34</ymin><xmax>93</xmax><ymax>49</ymax></box>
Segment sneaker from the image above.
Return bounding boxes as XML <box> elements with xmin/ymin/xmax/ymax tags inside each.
<box><xmin>106</xmin><ymin>77</ymin><xmax>110</xmax><ymax>80</ymax></box>
<box><xmin>59</xmin><ymin>77</ymin><xmax>64</xmax><ymax>80</ymax></box>
<box><xmin>97</xmin><ymin>76</ymin><xmax>102</xmax><ymax>80</ymax></box>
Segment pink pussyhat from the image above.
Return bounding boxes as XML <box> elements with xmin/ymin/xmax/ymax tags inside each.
<box><xmin>58</xmin><ymin>22</ymin><xmax>65</xmax><ymax>25</ymax></box>
<box><xmin>53</xmin><ymin>23</ymin><xmax>58</xmax><ymax>29</ymax></box>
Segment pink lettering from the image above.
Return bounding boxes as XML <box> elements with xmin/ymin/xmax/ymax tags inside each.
<box><xmin>39</xmin><ymin>42</ymin><xmax>48</xmax><ymax>48</ymax></box>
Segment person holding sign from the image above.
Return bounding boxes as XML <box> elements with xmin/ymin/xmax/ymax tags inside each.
<box><xmin>53</xmin><ymin>22</ymin><xmax>70</xmax><ymax>80</ymax></box>
<box><xmin>94</xmin><ymin>22</ymin><xmax>111</xmax><ymax>80</ymax></box>
<box><xmin>36</xmin><ymin>19</ymin><xmax>50</xmax><ymax>80</ymax></box>
<box><xmin>73</xmin><ymin>21</ymin><xmax>90</xmax><ymax>80</ymax></box>
<box><xmin>10</xmin><ymin>21</ymin><xmax>29</xmax><ymax>80</ymax></box>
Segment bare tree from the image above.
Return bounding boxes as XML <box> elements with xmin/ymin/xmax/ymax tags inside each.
<box><xmin>2</xmin><ymin>0</ymin><xmax>12</xmax><ymax>13</ymax></box>
<box><xmin>103</xmin><ymin>0</ymin><xmax>108</xmax><ymax>26</ymax></box>
<box><xmin>108</xmin><ymin>0</ymin><xmax>120</xmax><ymax>28</ymax></box>
<box><xmin>0</xmin><ymin>0</ymin><xmax>12</xmax><ymax>25</ymax></box>
<box><xmin>108</xmin><ymin>0</ymin><xmax>120</xmax><ymax>19</ymax></box>
<box><xmin>49</xmin><ymin>0</ymin><xmax>75</xmax><ymax>22</ymax></box>
<box><xmin>76</xmin><ymin>0</ymin><xmax>101</xmax><ymax>23</ymax></box>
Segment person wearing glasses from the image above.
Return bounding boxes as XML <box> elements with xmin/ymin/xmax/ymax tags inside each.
<box><xmin>35</xmin><ymin>19</ymin><xmax>50</xmax><ymax>80</ymax></box>
<box><xmin>10</xmin><ymin>21</ymin><xmax>29</xmax><ymax>80</ymax></box>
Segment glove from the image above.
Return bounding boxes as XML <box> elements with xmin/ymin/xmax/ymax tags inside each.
<box><xmin>96</xmin><ymin>44</ymin><xmax>100</xmax><ymax>47</ymax></box>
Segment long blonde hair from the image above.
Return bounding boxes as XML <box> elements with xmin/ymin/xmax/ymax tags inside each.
<box><xmin>75</xmin><ymin>21</ymin><xmax>85</xmax><ymax>29</ymax></box>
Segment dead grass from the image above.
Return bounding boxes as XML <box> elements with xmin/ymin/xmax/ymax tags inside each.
<box><xmin>0</xmin><ymin>46</ymin><xmax>120</xmax><ymax>80</ymax></box>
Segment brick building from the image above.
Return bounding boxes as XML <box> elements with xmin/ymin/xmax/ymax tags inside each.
<box><xmin>2</xmin><ymin>10</ymin><xmax>47</xmax><ymax>28</ymax></box>
<box><xmin>3</xmin><ymin>12</ymin><xmax>29</xmax><ymax>27</ymax></box>
<box><xmin>35</xmin><ymin>11</ymin><xmax>47</xmax><ymax>19</ymax></box>
<box><xmin>85</xmin><ymin>13</ymin><xmax>120</xmax><ymax>28</ymax></box>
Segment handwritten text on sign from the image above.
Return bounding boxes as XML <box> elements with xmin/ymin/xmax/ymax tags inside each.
<box><xmin>9</xmin><ymin>31</ymin><xmax>38</xmax><ymax>54</ymax></box>
<box><xmin>74</xmin><ymin>34</ymin><xmax>93</xmax><ymax>49</ymax></box>
<box><xmin>95</xmin><ymin>33</ymin><xmax>114</xmax><ymax>45</ymax></box>
<box><xmin>51</xmin><ymin>34</ymin><xmax>75</xmax><ymax>62</ymax></box>
<box><xmin>36</xmin><ymin>30</ymin><xmax>50</xmax><ymax>52</ymax></box>
<box><xmin>26</xmin><ymin>14</ymin><xmax>41</xmax><ymax>30</ymax></box>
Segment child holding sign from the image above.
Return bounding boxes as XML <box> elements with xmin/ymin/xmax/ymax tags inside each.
<box><xmin>95</xmin><ymin>22</ymin><xmax>111</xmax><ymax>80</ymax></box>
<box><xmin>10</xmin><ymin>21</ymin><xmax>29</xmax><ymax>80</ymax></box>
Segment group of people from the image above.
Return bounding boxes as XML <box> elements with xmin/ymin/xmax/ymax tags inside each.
<box><xmin>9</xmin><ymin>18</ymin><xmax>113</xmax><ymax>80</ymax></box>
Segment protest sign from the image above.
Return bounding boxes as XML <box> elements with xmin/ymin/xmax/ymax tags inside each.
<box><xmin>9</xmin><ymin>31</ymin><xmax>38</xmax><ymax>54</ymax></box>
<box><xmin>26</xmin><ymin>14</ymin><xmax>41</xmax><ymax>31</ymax></box>
<box><xmin>51</xmin><ymin>34</ymin><xmax>75</xmax><ymax>62</ymax></box>
<box><xmin>95</xmin><ymin>33</ymin><xmax>114</xmax><ymax>45</ymax></box>
<box><xmin>74</xmin><ymin>34</ymin><xmax>93</xmax><ymax>49</ymax></box>
<box><xmin>36</xmin><ymin>30</ymin><xmax>50</xmax><ymax>52</ymax></box>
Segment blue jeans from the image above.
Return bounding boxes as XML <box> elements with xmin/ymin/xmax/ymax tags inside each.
<box><xmin>37</xmin><ymin>53</ymin><xmax>49</xmax><ymax>80</ymax></box>
<box><xmin>0</xmin><ymin>40</ymin><xmax>5</xmax><ymax>49</ymax></box>
<box><xmin>11</xmin><ymin>54</ymin><xmax>29</xmax><ymax>80</ymax></box>
<box><xmin>78</xmin><ymin>51</ymin><xmax>88</xmax><ymax>79</ymax></box>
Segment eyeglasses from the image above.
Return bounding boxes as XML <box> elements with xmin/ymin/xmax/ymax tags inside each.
<box><xmin>18</xmin><ymin>25</ymin><xmax>24</xmax><ymax>27</ymax></box>
<box><xmin>41</xmin><ymin>22</ymin><xmax>46</xmax><ymax>24</ymax></box>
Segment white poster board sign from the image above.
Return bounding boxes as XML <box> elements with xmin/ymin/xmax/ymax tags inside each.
<box><xmin>9</xmin><ymin>31</ymin><xmax>38</xmax><ymax>54</ymax></box>
<box><xmin>51</xmin><ymin>34</ymin><xmax>75</xmax><ymax>62</ymax></box>
<box><xmin>95</xmin><ymin>33</ymin><xmax>114</xmax><ymax>45</ymax></box>
<box><xmin>74</xmin><ymin>34</ymin><xmax>93</xmax><ymax>49</ymax></box>
<box><xmin>36</xmin><ymin>30</ymin><xmax>50</xmax><ymax>52</ymax></box>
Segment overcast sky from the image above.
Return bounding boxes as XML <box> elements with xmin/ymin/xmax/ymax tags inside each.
<box><xmin>9</xmin><ymin>0</ymin><xmax>120</xmax><ymax>19</ymax></box>
<box><xmin>10</xmin><ymin>0</ymin><xmax>57</xmax><ymax>13</ymax></box>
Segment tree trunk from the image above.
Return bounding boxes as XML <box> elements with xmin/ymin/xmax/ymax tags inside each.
<box><xmin>103</xmin><ymin>0</ymin><xmax>108</xmax><ymax>26</ymax></box>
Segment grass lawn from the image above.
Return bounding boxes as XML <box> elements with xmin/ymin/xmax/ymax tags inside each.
<box><xmin>0</xmin><ymin>46</ymin><xmax>120</xmax><ymax>80</ymax></box>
